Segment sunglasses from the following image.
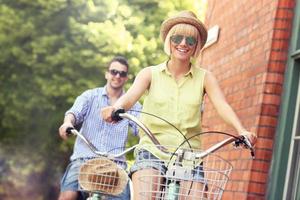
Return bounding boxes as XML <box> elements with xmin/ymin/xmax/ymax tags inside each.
<box><xmin>170</xmin><ymin>35</ymin><xmax>197</xmax><ymax>46</ymax></box>
<box><xmin>108</xmin><ymin>69</ymin><xmax>128</xmax><ymax>77</ymax></box>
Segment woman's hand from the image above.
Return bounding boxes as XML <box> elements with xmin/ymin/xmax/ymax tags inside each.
<box><xmin>101</xmin><ymin>106</ymin><xmax>117</xmax><ymax>123</ymax></box>
<box><xmin>240</xmin><ymin>131</ymin><xmax>257</xmax><ymax>147</ymax></box>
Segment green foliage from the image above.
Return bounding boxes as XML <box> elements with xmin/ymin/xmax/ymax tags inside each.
<box><xmin>0</xmin><ymin>0</ymin><xmax>207</xmax><ymax>199</ymax></box>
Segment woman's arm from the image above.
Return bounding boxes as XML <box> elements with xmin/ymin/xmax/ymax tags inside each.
<box><xmin>204</xmin><ymin>71</ymin><xmax>257</xmax><ymax>145</ymax></box>
<box><xmin>101</xmin><ymin>67</ymin><xmax>151</xmax><ymax>122</ymax></box>
<box><xmin>115</xmin><ymin>67</ymin><xmax>151</xmax><ymax>110</ymax></box>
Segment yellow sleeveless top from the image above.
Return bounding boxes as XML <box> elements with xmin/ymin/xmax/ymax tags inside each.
<box><xmin>138</xmin><ymin>62</ymin><xmax>206</xmax><ymax>159</ymax></box>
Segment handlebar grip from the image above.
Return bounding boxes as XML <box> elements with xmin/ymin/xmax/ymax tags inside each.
<box><xmin>66</xmin><ymin>127</ymin><xmax>75</xmax><ymax>136</ymax></box>
<box><xmin>242</xmin><ymin>136</ymin><xmax>255</xmax><ymax>158</ymax></box>
<box><xmin>234</xmin><ymin>136</ymin><xmax>255</xmax><ymax>159</ymax></box>
<box><xmin>111</xmin><ymin>108</ymin><xmax>125</xmax><ymax>121</ymax></box>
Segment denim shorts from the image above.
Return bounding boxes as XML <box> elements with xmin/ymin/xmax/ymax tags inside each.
<box><xmin>130</xmin><ymin>149</ymin><xmax>205</xmax><ymax>182</ymax></box>
<box><xmin>60</xmin><ymin>158</ymin><xmax>130</xmax><ymax>200</ymax></box>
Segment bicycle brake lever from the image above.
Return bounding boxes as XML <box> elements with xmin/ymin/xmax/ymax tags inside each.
<box><xmin>111</xmin><ymin>108</ymin><xmax>125</xmax><ymax>121</ymax></box>
<box><xmin>233</xmin><ymin>137</ymin><xmax>243</xmax><ymax>148</ymax></box>
<box><xmin>233</xmin><ymin>136</ymin><xmax>255</xmax><ymax>159</ymax></box>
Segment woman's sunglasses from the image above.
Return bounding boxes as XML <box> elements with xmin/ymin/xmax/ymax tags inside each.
<box><xmin>108</xmin><ymin>69</ymin><xmax>128</xmax><ymax>77</ymax></box>
<box><xmin>170</xmin><ymin>35</ymin><xmax>197</xmax><ymax>47</ymax></box>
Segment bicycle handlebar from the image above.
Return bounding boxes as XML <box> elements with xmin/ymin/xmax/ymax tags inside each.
<box><xmin>112</xmin><ymin>109</ymin><xmax>255</xmax><ymax>159</ymax></box>
<box><xmin>66</xmin><ymin>127</ymin><xmax>138</xmax><ymax>158</ymax></box>
<box><xmin>65</xmin><ymin>109</ymin><xmax>255</xmax><ymax>160</ymax></box>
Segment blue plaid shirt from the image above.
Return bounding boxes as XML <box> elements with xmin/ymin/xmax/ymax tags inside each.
<box><xmin>66</xmin><ymin>86</ymin><xmax>142</xmax><ymax>162</ymax></box>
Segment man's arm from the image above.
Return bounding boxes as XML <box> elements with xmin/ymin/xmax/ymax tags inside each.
<box><xmin>58</xmin><ymin>89</ymin><xmax>93</xmax><ymax>140</ymax></box>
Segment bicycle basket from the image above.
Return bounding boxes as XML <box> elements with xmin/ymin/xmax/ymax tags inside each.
<box><xmin>137</xmin><ymin>148</ymin><xmax>233</xmax><ymax>200</ymax></box>
<box><xmin>78</xmin><ymin>158</ymin><xmax>128</xmax><ymax>196</ymax></box>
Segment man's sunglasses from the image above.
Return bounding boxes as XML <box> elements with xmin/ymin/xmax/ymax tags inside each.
<box><xmin>170</xmin><ymin>35</ymin><xmax>197</xmax><ymax>47</ymax></box>
<box><xmin>108</xmin><ymin>69</ymin><xmax>128</xmax><ymax>77</ymax></box>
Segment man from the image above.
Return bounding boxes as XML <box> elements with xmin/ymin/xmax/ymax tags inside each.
<box><xmin>58</xmin><ymin>56</ymin><xmax>141</xmax><ymax>200</ymax></box>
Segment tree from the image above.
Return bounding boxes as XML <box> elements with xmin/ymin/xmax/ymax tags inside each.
<box><xmin>0</xmin><ymin>0</ymin><xmax>207</xmax><ymax>199</ymax></box>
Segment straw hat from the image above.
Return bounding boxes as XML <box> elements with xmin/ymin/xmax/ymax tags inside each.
<box><xmin>160</xmin><ymin>10</ymin><xmax>207</xmax><ymax>49</ymax></box>
<box><xmin>78</xmin><ymin>158</ymin><xmax>128</xmax><ymax>196</ymax></box>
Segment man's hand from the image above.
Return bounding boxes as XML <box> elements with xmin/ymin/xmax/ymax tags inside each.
<box><xmin>59</xmin><ymin>122</ymin><xmax>74</xmax><ymax>140</ymax></box>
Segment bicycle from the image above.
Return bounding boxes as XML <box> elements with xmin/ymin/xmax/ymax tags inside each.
<box><xmin>67</xmin><ymin>109</ymin><xmax>255</xmax><ymax>200</ymax></box>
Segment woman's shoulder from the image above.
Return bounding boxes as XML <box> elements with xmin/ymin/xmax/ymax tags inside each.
<box><xmin>139</xmin><ymin>62</ymin><xmax>165</xmax><ymax>74</ymax></box>
<box><xmin>147</xmin><ymin>62</ymin><xmax>167</xmax><ymax>73</ymax></box>
<box><xmin>193</xmin><ymin>64</ymin><xmax>208</xmax><ymax>72</ymax></box>
<box><xmin>192</xmin><ymin>64</ymin><xmax>210</xmax><ymax>76</ymax></box>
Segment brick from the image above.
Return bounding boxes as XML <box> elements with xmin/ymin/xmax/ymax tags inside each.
<box><xmin>271</xmin><ymin>38</ymin><xmax>290</xmax><ymax>50</ymax></box>
<box><xmin>237</xmin><ymin>182</ymin><xmax>248</xmax><ymax>192</ymax></box>
<box><xmin>273</xmin><ymin>29</ymin><xmax>291</xmax><ymax>39</ymax></box>
<box><xmin>252</xmin><ymin>160</ymin><xmax>271</xmax><ymax>173</ymax></box>
<box><xmin>268</xmin><ymin>61</ymin><xmax>286</xmax><ymax>73</ymax></box>
<box><xmin>240</xmin><ymin>160</ymin><xmax>252</xmax><ymax>170</ymax></box>
<box><xmin>259</xmin><ymin>115</ymin><xmax>278</xmax><ymax>126</ymax></box>
<box><xmin>261</xmin><ymin>94</ymin><xmax>281</xmax><ymax>105</ymax></box>
<box><xmin>239</xmin><ymin>106</ymin><xmax>261</xmax><ymax>118</ymax></box>
<box><xmin>265</xmin><ymin>72</ymin><xmax>284</xmax><ymax>84</ymax></box>
<box><xmin>274</xmin><ymin>18</ymin><xmax>293</xmax><ymax>30</ymax></box>
<box><xmin>253</xmin><ymin>148</ymin><xmax>273</xmax><ymax>160</ymax></box>
<box><xmin>278</xmin><ymin>0</ymin><xmax>296</xmax><ymax>8</ymax></box>
<box><xmin>255</xmin><ymin>73</ymin><xmax>266</xmax><ymax>84</ymax></box>
<box><xmin>225</xmin><ymin>181</ymin><xmax>234</xmax><ymax>191</ymax></box>
<box><xmin>264</xmin><ymin>83</ymin><xmax>283</xmax><ymax>95</ymax></box>
<box><xmin>276</xmin><ymin>7</ymin><xmax>295</xmax><ymax>19</ymax></box>
<box><xmin>257</xmin><ymin>126</ymin><xmax>275</xmax><ymax>138</ymax></box>
<box><xmin>261</xmin><ymin>104</ymin><xmax>280</xmax><ymax>116</ymax></box>
<box><xmin>270</xmin><ymin>49</ymin><xmax>288</xmax><ymax>60</ymax></box>
<box><xmin>228</xmin><ymin>149</ymin><xmax>243</xmax><ymax>160</ymax></box>
<box><xmin>248</xmin><ymin>182</ymin><xmax>267</xmax><ymax>194</ymax></box>
<box><xmin>250</xmin><ymin>172</ymin><xmax>268</xmax><ymax>183</ymax></box>
<box><xmin>231</xmin><ymin>170</ymin><xmax>251</xmax><ymax>181</ymax></box>
<box><xmin>233</xmin><ymin>192</ymin><xmax>248</xmax><ymax>200</ymax></box>
<box><xmin>222</xmin><ymin>191</ymin><xmax>234</xmax><ymax>199</ymax></box>
<box><xmin>248</xmin><ymin>194</ymin><xmax>266</xmax><ymax>200</ymax></box>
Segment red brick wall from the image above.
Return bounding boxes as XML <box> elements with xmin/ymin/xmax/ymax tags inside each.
<box><xmin>199</xmin><ymin>0</ymin><xmax>295</xmax><ymax>199</ymax></box>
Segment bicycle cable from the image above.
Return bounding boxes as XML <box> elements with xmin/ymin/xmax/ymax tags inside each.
<box><xmin>128</xmin><ymin>109</ymin><xmax>192</xmax><ymax>150</ymax></box>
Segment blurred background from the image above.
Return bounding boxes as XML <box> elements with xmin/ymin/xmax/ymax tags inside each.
<box><xmin>0</xmin><ymin>0</ymin><xmax>207</xmax><ymax>199</ymax></box>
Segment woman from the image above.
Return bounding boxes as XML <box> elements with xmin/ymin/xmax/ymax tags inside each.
<box><xmin>102</xmin><ymin>10</ymin><xmax>257</xmax><ymax>200</ymax></box>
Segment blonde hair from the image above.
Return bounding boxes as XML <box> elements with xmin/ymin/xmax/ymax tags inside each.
<box><xmin>163</xmin><ymin>23</ymin><xmax>202</xmax><ymax>58</ymax></box>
